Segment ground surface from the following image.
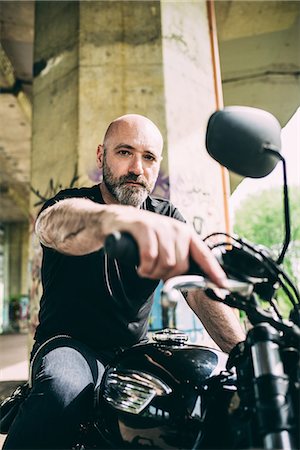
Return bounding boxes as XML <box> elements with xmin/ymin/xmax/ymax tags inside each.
<box><xmin>0</xmin><ymin>333</ymin><xmax>29</xmax><ymax>448</ymax></box>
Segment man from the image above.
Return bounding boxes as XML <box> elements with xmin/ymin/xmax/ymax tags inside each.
<box><xmin>4</xmin><ymin>114</ymin><xmax>244</xmax><ymax>449</ymax></box>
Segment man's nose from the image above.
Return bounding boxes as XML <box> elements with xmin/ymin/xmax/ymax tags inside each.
<box><xmin>129</xmin><ymin>156</ymin><xmax>144</xmax><ymax>175</ymax></box>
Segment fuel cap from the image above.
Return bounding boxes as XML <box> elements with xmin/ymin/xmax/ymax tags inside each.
<box><xmin>152</xmin><ymin>329</ymin><xmax>189</xmax><ymax>344</ymax></box>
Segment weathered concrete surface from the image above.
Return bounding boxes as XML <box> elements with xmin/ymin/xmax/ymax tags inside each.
<box><xmin>78</xmin><ymin>1</ymin><xmax>168</xmax><ymax>190</ymax></box>
<box><xmin>1</xmin><ymin>223</ymin><xmax>29</xmax><ymax>333</ymax></box>
<box><xmin>216</xmin><ymin>1</ymin><xmax>300</xmax><ymax>127</ymax></box>
<box><xmin>31</xmin><ymin>2</ymin><xmax>79</xmax><ymax>198</ymax></box>
<box><xmin>161</xmin><ymin>1</ymin><xmax>227</xmax><ymax>236</ymax></box>
<box><xmin>0</xmin><ymin>1</ymin><xmax>33</xmax><ymax>223</ymax></box>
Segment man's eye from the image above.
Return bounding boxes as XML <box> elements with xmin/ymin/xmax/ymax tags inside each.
<box><xmin>143</xmin><ymin>154</ymin><xmax>155</xmax><ymax>162</ymax></box>
<box><xmin>118</xmin><ymin>150</ymin><xmax>131</xmax><ymax>156</ymax></box>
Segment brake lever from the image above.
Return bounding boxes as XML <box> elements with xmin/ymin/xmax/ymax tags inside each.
<box><xmin>161</xmin><ymin>275</ymin><xmax>254</xmax><ymax>306</ymax></box>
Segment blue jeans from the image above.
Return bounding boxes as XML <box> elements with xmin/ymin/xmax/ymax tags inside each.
<box><xmin>3</xmin><ymin>337</ymin><xmax>115</xmax><ymax>449</ymax></box>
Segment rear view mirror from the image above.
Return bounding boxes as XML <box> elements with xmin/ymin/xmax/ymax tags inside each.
<box><xmin>206</xmin><ymin>106</ymin><xmax>281</xmax><ymax>178</ymax></box>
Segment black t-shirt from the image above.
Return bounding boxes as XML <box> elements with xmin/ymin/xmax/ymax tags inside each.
<box><xmin>34</xmin><ymin>184</ymin><xmax>185</xmax><ymax>353</ymax></box>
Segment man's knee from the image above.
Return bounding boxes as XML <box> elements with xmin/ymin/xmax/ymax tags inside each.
<box><xmin>33</xmin><ymin>345</ymin><xmax>96</xmax><ymax>407</ymax></box>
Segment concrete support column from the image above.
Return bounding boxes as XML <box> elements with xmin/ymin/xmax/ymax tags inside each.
<box><xmin>8</xmin><ymin>223</ymin><xmax>28</xmax><ymax>299</ymax></box>
<box><xmin>77</xmin><ymin>1</ymin><xmax>169</xmax><ymax>192</ymax></box>
<box><xmin>161</xmin><ymin>1</ymin><xmax>227</xmax><ymax>236</ymax></box>
<box><xmin>1</xmin><ymin>225</ymin><xmax>9</xmax><ymax>332</ymax></box>
<box><xmin>1</xmin><ymin>222</ymin><xmax>29</xmax><ymax>333</ymax></box>
<box><xmin>30</xmin><ymin>1</ymin><xmax>227</xmax><ymax>346</ymax></box>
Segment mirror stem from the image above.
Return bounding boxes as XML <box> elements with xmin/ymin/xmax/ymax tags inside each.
<box><xmin>264</xmin><ymin>147</ymin><xmax>291</xmax><ymax>265</ymax></box>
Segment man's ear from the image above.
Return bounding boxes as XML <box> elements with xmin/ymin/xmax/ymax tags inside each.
<box><xmin>96</xmin><ymin>144</ymin><xmax>104</xmax><ymax>169</ymax></box>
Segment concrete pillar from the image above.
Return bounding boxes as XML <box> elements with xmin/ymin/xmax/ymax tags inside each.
<box><xmin>1</xmin><ymin>222</ymin><xmax>29</xmax><ymax>333</ymax></box>
<box><xmin>30</xmin><ymin>1</ymin><xmax>227</xmax><ymax>346</ymax></box>
<box><xmin>8</xmin><ymin>223</ymin><xmax>28</xmax><ymax>298</ymax></box>
<box><xmin>161</xmin><ymin>1</ymin><xmax>226</xmax><ymax>236</ymax></box>
<box><xmin>1</xmin><ymin>225</ymin><xmax>9</xmax><ymax>332</ymax></box>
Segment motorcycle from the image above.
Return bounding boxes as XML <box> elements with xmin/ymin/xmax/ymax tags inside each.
<box><xmin>2</xmin><ymin>107</ymin><xmax>298</xmax><ymax>450</ymax></box>
<box><xmin>80</xmin><ymin>106</ymin><xmax>298</xmax><ymax>450</ymax></box>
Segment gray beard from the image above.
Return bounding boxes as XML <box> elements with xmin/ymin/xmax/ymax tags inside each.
<box><xmin>102</xmin><ymin>160</ymin><xmax>151</xmax><ymax>207</ymax></box>
<box><xmin>112</xmin><ymin>183</ymin><xmax>148</xmax><ymax>207</ymax></box>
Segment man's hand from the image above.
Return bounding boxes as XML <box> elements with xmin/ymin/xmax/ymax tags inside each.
<box><xmin>103</xmin><ymin>206</ymin><xmax>227</xmax><ymax>287</ymax></box>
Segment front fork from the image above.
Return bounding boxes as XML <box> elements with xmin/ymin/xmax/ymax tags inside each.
<box><xmin>247</xmin><ymin>323</ymin><xmax>295</xmax><ymax>450</ymax></box>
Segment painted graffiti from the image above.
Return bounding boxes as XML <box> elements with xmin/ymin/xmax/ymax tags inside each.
<box><xmin>28</xmin><ymin>224</ymin><xmax>43</xmax><ymax>336</ymax></box>
<box><xmin>29</xmin><ymin>167</ymin><xmax>81</xmax><ymax>335</ymax></box>
<box><xmin>88</xmin><ymin>167</ymin><xmax>102</xmax><ymax>184</ymax></box>
<box><xmin>170</xmin><ymin>171</ymin><xmax>225</xmax><ymax>239</ymax></box>
<box><xmin>30</xmin><ymin>167</ymin><xmax>79</xmax><ymax>207</ymax></box>
<box><xmin>154</xmin><ymin>170</ymin><xmax>170</xmax><ymax>199</ymax></box>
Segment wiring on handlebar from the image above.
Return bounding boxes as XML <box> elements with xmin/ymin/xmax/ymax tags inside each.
<box><xmin>205</xmin><ymin>287</ymin><xmax>300</xmax><ymax>343</ymax></box>
<box><xmin>269</xmin><ymin>298</ymin><xmax>283</xmax><ymax>320</ymax></box>
<box><xmin>204</xmin><ymin>232</ymin><xmax>300</xmax><ymax>307</ymax></box>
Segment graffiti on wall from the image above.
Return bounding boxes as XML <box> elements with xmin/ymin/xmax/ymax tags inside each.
<box><xmin>28</xmin><ymin>216</ymin><xmax>43</xmax><ymax>336</ymax></box>
<box><xmin>153</xmin><ymin>170</ymin><xmax>170</xmax><ymax>199</ymax></box>
<box><xmin>29</xmin><ymin>168</ymin><xmax>80</xmax><ymax>334</ymax></box>
<box><xmin>170</xmin><ymin>171</ymin><xmax>224</xmax><ymax>239</ymax></box>
<box><xmin>88</xmin><ymin>167</ymin><xmax>102</xmax><ymax>184</ymax></box>
<box><xmin>30</xmin><ymin>168</ymin><xmax>79</xmax><ymax>207</ymax></box>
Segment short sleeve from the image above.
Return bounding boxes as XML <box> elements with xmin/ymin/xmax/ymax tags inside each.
<box><xmin>37</xmin><ymin>187</ymin><xmax>96</xmax><ymax>217</ymax></box>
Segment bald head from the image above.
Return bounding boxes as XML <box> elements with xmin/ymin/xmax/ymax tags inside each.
<box><xmin>97</xmin><ymin>114</ymin><xmax>163</xmax><ymax>207</ymax></box>
<box><xmin>103</xmin><ymin>114</ymin><xmax>163</xmax><ymax>155</ymax></box>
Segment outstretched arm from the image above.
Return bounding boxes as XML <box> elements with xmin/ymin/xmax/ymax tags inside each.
<box><xmin>186</xmin><ymin>289</ymin><xmax>245</xmax><ymax>353</ymax></box>
<box><xmin>35</xmin><ymin>197</ymin><xmax>228</xmax><ymax>287</ymax></box>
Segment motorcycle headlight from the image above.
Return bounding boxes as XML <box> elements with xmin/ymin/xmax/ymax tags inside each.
<box><xmin>103</xmin><ymin>369</ymin><xmax>172</xmax><ymax>415</ymax></box>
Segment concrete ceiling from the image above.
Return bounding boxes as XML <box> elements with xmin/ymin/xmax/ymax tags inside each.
<box><xmin>0</xmin><ymin>1</ymin><xmax>299</xmax><ymax>222</ymax></box>
<box><xmin>215</xmin><ymin>1</ymin><xmax>300</xmax><ymax>191</ymax></box>
<box><xmin>0</xmin><ymin>1</ymin><xmax>34</xmax><ymax>223</ymax></box>
<box><xmin>215</xmin><ymin>0</ymin><xmax>300</xmax><ymax>40</ymax></box>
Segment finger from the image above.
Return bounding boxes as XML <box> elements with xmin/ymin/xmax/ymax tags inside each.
<box><xmin>157</xmin><ymin>228</ymin><xmax>190</xmax><ymax>280</ymax></box>
<box><xmin>134</xmin><ymin>226</ymin><xmax>159</xmax><ymax>278</ymax></box>
<box><xmin>190</xmin><ymin>234</ymin><xmax>228</xmax><ymax>288</ymax></box>
<box><xmin>147</xmin><ymin>227</ymin><xmax>178</xmax><ymax>280</ymax></box>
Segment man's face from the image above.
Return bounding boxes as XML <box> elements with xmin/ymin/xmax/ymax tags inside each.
<box><xmin>98</xmin><ymin>119</ymin><xmax>163</xmax><ymax>207</ymax></box>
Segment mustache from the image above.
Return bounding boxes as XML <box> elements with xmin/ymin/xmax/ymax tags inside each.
<box><xmin>119</xmin><ymin>173</ymin><xmax>148</xmax><ymax>189</ymax></box>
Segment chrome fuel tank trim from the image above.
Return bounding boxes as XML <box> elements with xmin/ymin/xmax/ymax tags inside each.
<box><xmin>103</xmin><ymin>369</ymin><xmax>172</xmax><ymax>415</ymax></box>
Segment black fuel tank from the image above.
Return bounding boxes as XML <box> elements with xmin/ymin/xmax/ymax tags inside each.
<box><xmin>98</xmin><ymin>332</ymin><xmax>235</xmax><ymax>449</ymax></box>
<box><xmin>111</xmin><ymin>339</ymin><xmax>227</xmax><ymax>388</ymax></box>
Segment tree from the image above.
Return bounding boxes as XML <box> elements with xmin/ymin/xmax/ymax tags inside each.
<box><xmin>233</xmin><ymin>186</ymin><xmax>300</xmax><ymax>318</ymax></box>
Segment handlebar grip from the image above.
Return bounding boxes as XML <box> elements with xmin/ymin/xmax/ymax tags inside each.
<box><xmin>104</xmin><ymin>231</ymin><xmax>205</xmax><ymax>276</ymax></box>
<box><xmin>188</xmin><ymin>258</ymin><xmax>206</xmax><ymax>277</ymax></box>
<box><xmin>104</xmin><ymin>232</ymin><xmax>140</xmax><ymax>265</ymax></box>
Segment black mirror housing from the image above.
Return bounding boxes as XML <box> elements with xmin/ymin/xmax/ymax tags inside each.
<box><xmin>206</xmin><ymin>106</ymin><xmax>282</xmax><ymax>178</ymax></box>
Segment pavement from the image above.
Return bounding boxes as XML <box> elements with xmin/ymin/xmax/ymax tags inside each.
<box><xmin>0</xmin><ymin>333</ymin><xmax>29</xmax><ymax>449</ymax></box>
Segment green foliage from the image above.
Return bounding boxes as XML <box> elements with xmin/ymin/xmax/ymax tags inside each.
<box><xmin>233</xmin><ymin>186</ymin><xmax>300</xmax><ymax>318</ymax></box>
<box><xmin>234</xmin><ymin>187</ymin><xmax>300</xmax><ymax>246</ymax></box>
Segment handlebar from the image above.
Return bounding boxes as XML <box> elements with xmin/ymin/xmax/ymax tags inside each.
<box><xmin>104</xmin><ymin>231</ymin><xmax>253</xmax><ymax>300</ymax></box>
<box><xmin>104</xmin><ymin>231</ymin><xmax>140</xmax><ymax>266</ymax></box>
<box><xmin>104</xmin><ymin>231</ymin><xmax>206</xmax><ymax>276</ymax></box>
<box><xmin>104</xmin><ymin>232</ymin><xmax>300</xmax><ymax>340</ymax></box>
